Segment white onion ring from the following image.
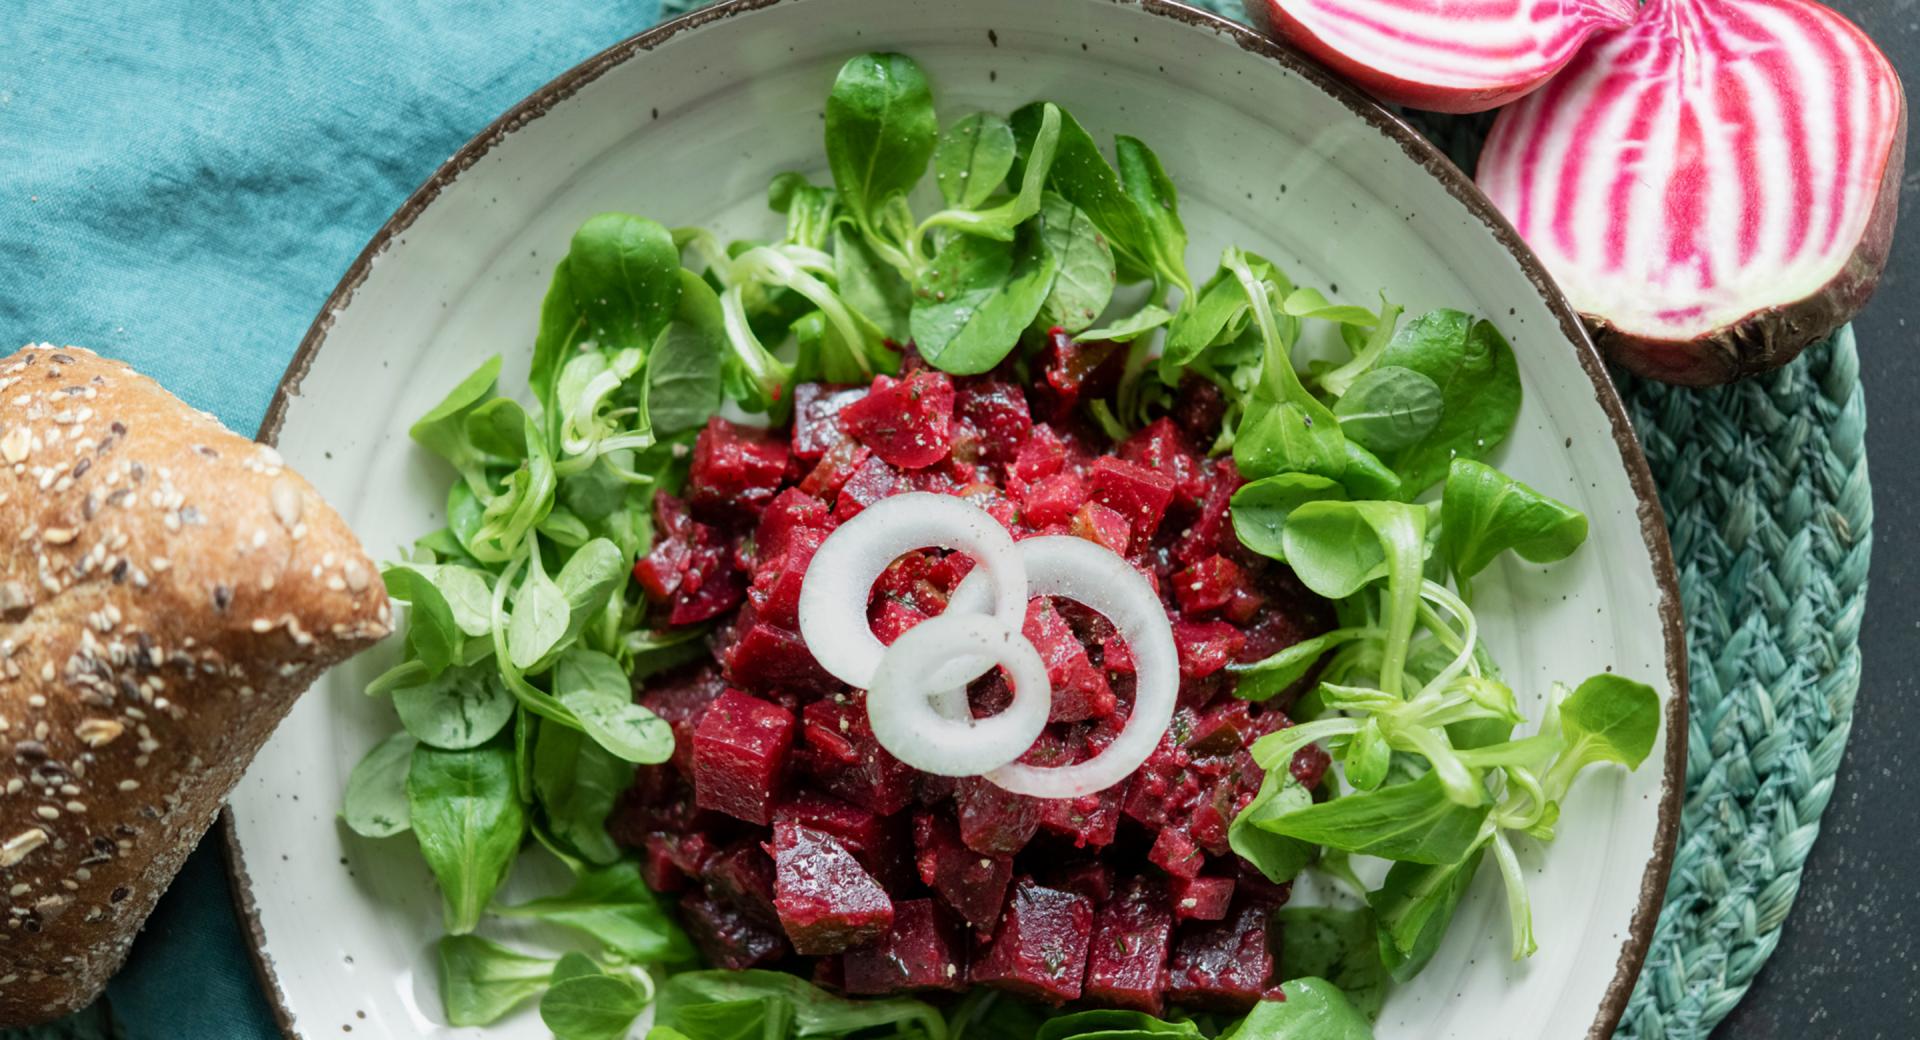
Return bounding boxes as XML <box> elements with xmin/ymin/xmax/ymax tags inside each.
<box><xmin>945</xmin><ymin>536</ymin><xmax>1178</xmax><ymax>799</ymax></box>
<box><xmin>867</xmin><ymin>611</ymin><xmax>1051</xmax><ymax>777</ymax></box>
<box><xmin>798</xmin><ymin>492</ymin><xmax>1027</xmax><ymax>690</ymax></box>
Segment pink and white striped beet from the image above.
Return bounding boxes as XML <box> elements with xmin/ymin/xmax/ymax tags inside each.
<box><xmin>1243</xmin><ymin>0</ymin><xmax>1635</xmax><ymax>113</ymax></box>
<box><xmin>1478</xmin><ymin>0</ymin><xmax>1906</xmax><ymax>385</ymax></box>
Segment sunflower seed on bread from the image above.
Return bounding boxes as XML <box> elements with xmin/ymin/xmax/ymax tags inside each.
<box><xmin>0</xmin><ymin>345</ymin><xmax>390</xmax><ymax>1026</ymax></box>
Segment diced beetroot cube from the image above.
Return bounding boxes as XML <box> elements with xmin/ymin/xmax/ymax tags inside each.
<box><xmin>608</xmin><ymin>764</ymin><xmax>700</xmax><ymax>843</ymax></box>
<box><xmin>1119</xmin><ymin>418</ymin><xmax>1208</xmax><ymax>510</ymax></box>
<box><xmin>1045</xmin><ymin>861</ymin><xmax>1115</xmax><ymax>904</ymax></box>
<box><xmin>749</xmin><ymin>524</ymin><xmax>824</xmax><ymax>630</ymax></box>
<box><xmin>693</xmin><ymin>690</ymin><xmax>795</xmax><ymax>825</ymax></box>
<box><xmin>1172</xmin><ymin>374</ymin><xmax>1229</xmax><ymax>441</ymax></box>
<box><xmin>813</xmin><ymin>956</ymin><xmax>846</xmax><ymax>992</ymax></box>
<box><xmin>632</xmin><ymin>493</ymin><xmax>695</xmax><ymax>600</ymax></box>
<box><xmin>1292</xmin><ymin>742</ymin><xmax>1333</xmax><ymax>788</ymax></box>
<box><xmin>770</xmin><ymin>820</ymin><xmax>894</xmax><ymax>955</ymax></box>
<box><xmin>1166</xmin><ymin>900</ymin><xmax>1276</xmax><ymax>1013</ymax></box>
<box><xmin>637</xmin><ymin>664</ymin><xmax>727</xmax><ymax>774</ymax></box>
<box><xmin>1149</xmin><ymin>825</ymin><xmax>1207</xmax><ymax>880</ymax></box>
<box><xmin>971</xmin><ymin>878</ymin><xmax>1094</xmax><ymax>1004</ymax></box>
<box><xmin>792</xmin><ymin>383</ymin><xmax>868</xmax><ymax>461</ymax></box>
<box><xmin>843</xmin><ymin>898</ymin><xmax>969</xmax><ymax>995</ymax></box>
<box><xmin>681</xmin><ymin>891</ymin><xmax>790</xmax><ymax>970</ymax></box>
<box><xmin>667</xmin><ymin>522</ymin><xmax>745</xmax><ymax>625</ymax></box>
<box><xmin>1012</xmin><ymin>425</ymin><xmax>1067</xmax><ymax>483</ymax></box>
<box><xmin>706</xmin><ymin>840</ymin><xmax>779</xmax><ymax>926</ymax></box>
<box><xmin>1037</xmin><ymin>722</ymin><xmax>1125</xmax><ymax>848</ymax></box>
<box><xmin>871</xmin><ymin>551</ymin><xmax>948</xmax><ymax>615</ymax></box>
<box><xmin>1037</xmin><ymin>328</ymin><xmax>1124</xmax><ymax>421</ymax></box>
<box><xmin>638</xmin><ymin>834</ymin><xmax>685</xmax><ymax>892</ymax></box>
<box><xmin>689</xmin><ymin>417</ymin><xmax>790</xmax><ymax>519</ymax></box>
<box><xmin>954</xmin><ymin>378</ymin><xmax>1034</xmax><ymax>465</ymax></box>
<box><xmin>718</xmin><ymin>604</ymin><xmax>837</xmax><ymax>693</ymax></box>
<box><xmin>1224</xmin><ymin>587</ymin><xmax>1266</xmax><ymax>625</ymax></box>
<box><xmin>1070</xmin><ymin>502</ymin><xmax>1132</xmax><ymax>556</ymax></box>
<box><xmin>1102</xmin><ymin>633</ymin><xmax>1134</xmax><ymax>674</ymax></box>
<box><xmin>1171</xmin><ymin>876</ymin><xmax>1236</xmax><ymax>922</ymax></box>
<box><xmin>1023</xmin><ymin>598</ymin><xmax>1116</xmax><ymax>723</ymax></box>
<box><xmin>1085</xmin><ymin>875</ymin><xmax>1175</xmax><ymax>1015</ymax></box>
<box><xmin>838</xmin><ymin>372</ymin><xmax>955</xmax><ymax>469</ymax></box>
<box><xmin>800</xmin><ymin>439</ymin><xmax>873</xmax><ymax>499</ymax></box>
<box><xmin>957</xmin><ymin>483</ymin><xmax>1021</xmax><ymax>530</ymax></box>
<box><xmin>913</xmin><ymin>813</ymin><xmax>1013</xmax><ymax>935</ymax></box>
<box><xmin>1020</xmin><ymin>472</ymin><xmax>1086</xmax><ymax>528</ymax></box>
<box><xmin>1186</xmin><ymin>701</ymin><xmax>1256</xmax><ymax>757</ymax></box>
<box><xmin>773</xmin><ymin>790</ymin><xmax>909</xmax><ymax>889</ymax></box>
<box><xmin>1089</xmin><ymin>457</ymin><xmax>1175</xmax><ymax>541</ymax></box>
<box><xmin>1237</xmin><ymin>582</ymin><xmax>1337</xmax><ymax>664</ymax></box>
<box><xmin>1173</xmin><ymin>555</ymin><xmax>1248</xmax><ymax>618</ymax></box>
<box><xmin>1172</xmin><ymin>460</ymin><xmax>1242</xmax><ymax>566</ymax></box>
<box><xmin>871</xmin><ymin>599</ymin><xmax>930</xmax><ymax>645</ymax></box>
<box><xmin>1121</xmin><ymin>718</ymin><xmax>1207</xmax><ymax>829</ymax></box>
<box><xmin>1173</xmin><ymin>620</ymin><xmax>1246</xmax><ymax>680</ymax></box>
<box><xmin>956</xmin><ymin>776</ymin><xmax>1043</xmax><ymax>856</ymax></box>
<box><xmin>834</xmin><ymin>453</ymin><xmax>906</xmax><ymax>520</ymax></box>
<box><xmin>646</xmin><ymin>829</ymin><xmax>721</xmax><ymax>878</ymax></box>
<box><xmin>799</xmin><ymin>695</ymin><xmax>918</xmax><ymax>815</ymax></box>
<box><xmin>755</xmin><ymin>487</ymin><xmax>833</xmax><ymax>561</ymax></box>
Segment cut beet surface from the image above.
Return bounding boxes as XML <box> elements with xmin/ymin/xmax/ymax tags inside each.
<box><xmin>1246</xmin><ymin>0</ymin><xmax>1634</xmax><ymax>113</ymax></box>
<box><xmin>1478</xmin><ymin>0</ymin><xmax>1905</xmax><ymax>384</ymax></box>
<box><xmin>1086</xmin><ymin>875</ymin><xmax>1176</xmax><ymax>1015</ymax></box>
<box><xmin>1165</xmin><ymin>899</ymin><xmax>1276</xmax><ymax>1013</ymax></box>
<box><xmin>705</xmin><ymin>840</ymin><xmax>780</xmax><ymax>926</ymax></box>
<box><xmin>914</xmin><ymin>812</ymin><xmax>1014</xmax><ymax>935</ymax></box>
<box><xmin>971</xmin><ymin>879</ymin><xmax>1095</xmax><ymax>1004</ymax></box>
<box><xmin>843</xmin><ymin>898</ymin><xmax>969</xmax><ymax>995</ymax></box>
<box><xmin>681</xmin><ymin>891</ymin><xmax>790</xmax><ymax>970</ymax></box>
<box><xmin>770</xmin><ymin>820</ymin><xmax>895</xmax><ymax>955</ymax></box>
<box><xmin>692</xmin><ymin>689</ymin><xmax>795</xmax><ymax>826</ymax></box>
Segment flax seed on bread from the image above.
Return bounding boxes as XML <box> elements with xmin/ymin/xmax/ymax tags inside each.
<box><xmin>0</xmin><ymin>345</ymin><xmax>390</xmax><ymax>1026</ymax></box>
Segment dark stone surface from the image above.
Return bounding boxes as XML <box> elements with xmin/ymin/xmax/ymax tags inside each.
<box><xmin>1712</xmin><ymin>4</ymin><xmax>1920</xmax><ymax>1036</ymax></box>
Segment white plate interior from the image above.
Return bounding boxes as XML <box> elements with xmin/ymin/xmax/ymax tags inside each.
<box><xmin>227</xmin><ymin>1</ymin><xmax>1680</xmax><ymax>1036</ymax></box>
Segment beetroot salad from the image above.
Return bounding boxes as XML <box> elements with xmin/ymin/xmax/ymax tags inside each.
<box><xmin>346</xmin><ymin>50</ymin><xmax>1661</xmax><ymax>1040</ymax></box>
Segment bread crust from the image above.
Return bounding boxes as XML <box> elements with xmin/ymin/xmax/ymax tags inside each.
<box><xmin>0</xmin><ymin>345</ymin><xmax>390</xmax><ymax>1025</ymax></box>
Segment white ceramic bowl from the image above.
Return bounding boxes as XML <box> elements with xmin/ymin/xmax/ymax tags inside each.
<box><xmin>224</xmin><ymin>1</ymin><xmax>1686</xmax><ymax>1037</ymax></box>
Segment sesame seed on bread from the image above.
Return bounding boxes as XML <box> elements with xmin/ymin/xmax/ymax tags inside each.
<box><xmin>0</xmin><ymin>345</ymin><xmax>390</xmax><ymax>1026</ymax></box>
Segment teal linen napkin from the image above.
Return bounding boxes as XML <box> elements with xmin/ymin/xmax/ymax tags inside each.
<box><xmin>0</xmin><ymin>3</ymin><xmax>665</xmax><ymax>1036</ymax></box>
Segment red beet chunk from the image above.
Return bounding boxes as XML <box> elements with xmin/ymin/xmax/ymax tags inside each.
<box><xmin>1012</xmin><ymin>425</ymin><xmax>1068</xmax><ymax>483</ymax></box>
<box><xmin>688</xmin><ymin>417</ymin><xmax>790</xmax><ymax>519</ymax></box>
<box><xmin>913</xmin><ymin>813</ymin><xmax>1014</xmax><ymax>934</ymax></box>
<box><xmin>954</xmin><ymin>378</ymin><xmax>1034</xmax><ymax>465</ymax></box>
<box><xmin>1173</xmin><ymin>620</ymin><xmax>1246</xmax><ymax>680</ymax></box>
<box><xmin>1070</xmin><ymin>502</ymin><xmax>1133</xmax><ymax>556</ymax></box>
<box><xmin>956</xmin><ymin>776</ymin><xmax>1043</xmax><ymax>856</ymax></box>
<box><xmin>834</xmin><ymin>453</ymin><xmax>906</xmax><ymax>520</ymax></box>
<box><xmin>1037</xmin><ymin>726</ymin><xmax>1124</xmax><ymax>848</ymax></box>
<box><xmin>798</xmin><ymin>695</ymin><xmax>917</xmax><ymax>816</ymax></box>
<box><xmin>843</xmin><ymin>898</ymin><xmax>969</xmax><ymax>995</ymax></box>
<box><xmin>775</xmin><ymin>791</ymin><xmax>909</xmax><ymax>890</ymax></box>
<box><xmin>1171</xmin><ymin>875</ymin><xmax>1236</xmax><ymax>922</ymax></box>
<box><xmin>1119</xmin><ymin>418</ymin><xmax>1208</xmax><ymax>510</ymax></box>
<box><xmin>792</xmin><ymin>383</ymin><xmax>868</xmax><ymax>461</ymax></box>
<box><xmin>666</xmin><ymin>522</ymin><xmax>745</xmax><ymax>626</ymax></box>
<box><xmin>692</xmin><ymin>689</ymin><xmax>795</xmax><ymax>825</ymax></box>
<box><xmin>637</xmin><ymin>665</ymin><xmax>726</xmax><ymax>774</ymax></box>
<box><xmin>971</xmin><ymin>878</ymin><xmax>1094</xmax><ymax>1004</ymax></box>
<box><xmin>1020</xmin><ymin>472</ymin><xmax>1087</xmax><ymax>528</ymax></box>
<box><xmin>1149</xmin><ymin>825</ymin><xmax>1207</xmax><ymax>880</ymax></box>
<box><xmin>1045</xmin><ymin>861</ymin><xmax>1115</xmax><ymax>904</ymax></box>
<box><xmin>632</xmin><ymin>494</ymin><xmax>695</xmax><ymax>600</ymax></box>
<box><xmin>838</xmin><ymin>371</ymin><xmax>956</xmax><ymax>469</ymax></box>
<box><xmin>637</xmin><ymin>834</ymin><xmax>685</xmax><ymax>892</ymax></box>
<box><xmin>1023</xmin><ymin>599</ymin><xmax>1116</xmax><ymax>723</ymax></box>
<box><xmin>800</xmin><ymin>439</ymin><xmax>873</xmax><ymax>500</ymax></box>
<box><xmin>1038</xmin><ymin>328</ymin><xmax>1124</xmax><ymax>420</ymax></box>
<box><xmin>1187</xmin><ymin>701</ymin><xmax>1257</xmax><ymax>758</ymax></box>
<box><xmin>1172</xmin><ymin>460</ymin><xmax>1242</xmax><ymax>566</ymax></box>
<box><xmin>770</xmin><ymin>820</ymin><xmax>895</xmax><ymax>955</ymax></box>
<box><xmin>681</xmin><ymin>892</ymin><xmax>790</xmax><ymax>970</ymax></box>
<box><xmin>1089</xmin><ymin>457</ymin><xmax>1175</xmax><ymax>542</ymax></box>
<box><xmin>749</xmin><ymin>524</ymin><xmax>825</xmax><ymax>629</ymax></box>
<box><xmin>1166</xmin><ymin>899</ymin><xmax>1276</xmax><ymax>1013</ymax></box>
<box><xmin>1172</xmin><ymin>375</ymin><xmax>1229</xmax><ymax>442</ymax></box>
<box><xmin>871</xmin><ymin>599</ymin><xmax>930</xmax><ymax>645</ymax></box>
<box><xmin>871</xmin><ymin>551</ymin><xmax>948</xmax><ymax>615</ymax></box>
<box><xmin>718</xmin><ymin>605</ymin><xmax>836</xmax><ymax>693</ymax></box>
<box><xmin>1292</xmin><ymin>742</ymin><xmax>1333</xmax><ymax>788</ymax></box>
<box><xmin>1174</xmin><ymin>555</ymin><xmax>1249</xmax><ymax>618</ymax></box>
<box><xmin>706</xmin><ymin>840</ymin><xmax>779</xmax><ymax>926</ymax></box>
<box><xmin>1122</xmin><ymin>719</ymin><xmax>1208</xmax><ymax>829</ymax></box>
<box><xmin>755</xmin><ymin>487</ymin><xmax>833</xmax><ymax>561</ymax></box>
<box><xmin>1085</xmin><ymin>875</ymin><xmax>1175</xmax><ymax>1015</ymax></box>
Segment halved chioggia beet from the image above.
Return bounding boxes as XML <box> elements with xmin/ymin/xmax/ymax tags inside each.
<box><xmin>1477</xmin><ymin>0</ymin><xmax>1906</xmax><ymax>385</ymax></box>
<box><xmin>1243</xmin><ymin>0</ymin><xmax>1635</xmax><ymax>113</ymax></box>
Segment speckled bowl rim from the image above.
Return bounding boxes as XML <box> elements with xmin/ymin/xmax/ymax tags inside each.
<box><xmin>219</xmin><ymin>1</ymin><xmax>1689</xmax><ymax>1036</ymax></box>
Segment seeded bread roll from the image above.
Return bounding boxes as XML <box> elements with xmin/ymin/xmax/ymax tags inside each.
<box><xmin>0</xmin><ymin>345</ymin><xmax>390</xmax><ymax>1026</ymax></box>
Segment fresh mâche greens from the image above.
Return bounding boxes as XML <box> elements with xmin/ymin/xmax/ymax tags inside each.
<box><xmin>342</xmin><ymin>48</ymin><xmax>1662</xmax><ymax>1040</ymax></box>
